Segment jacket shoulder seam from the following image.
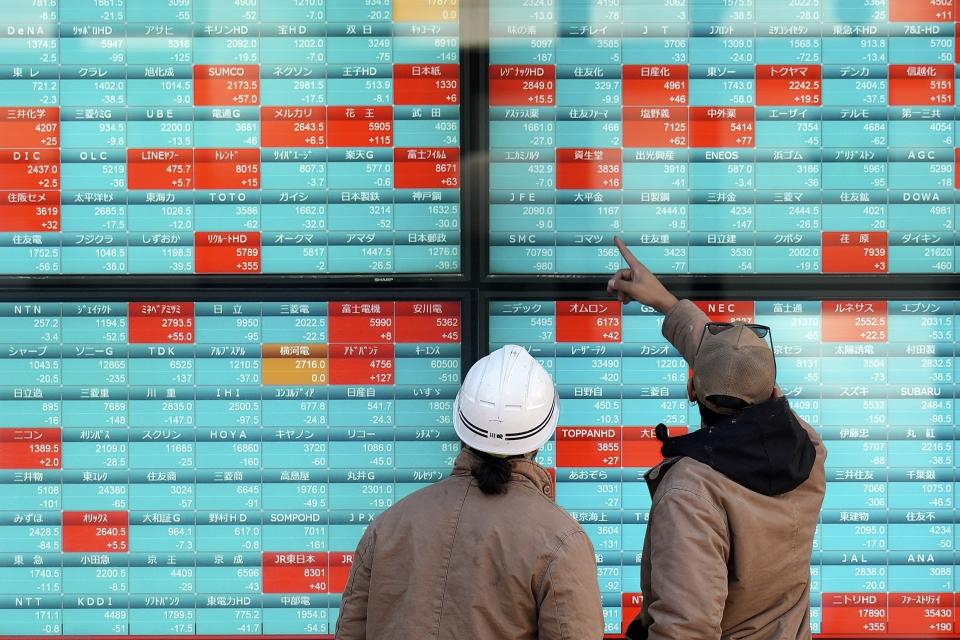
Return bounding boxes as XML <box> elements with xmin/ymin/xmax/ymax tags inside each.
<box><xmin>654</xmin><ymin>459</ymin><xmax>730</xmax><ymax>508</ymax></box>
<box><xmin>512</xmin><ymin>479</ymin><xmax>583</xmax><ymax>526</ymax></box>
<box><xmin>354</xmin><ymin>525</ymin><xmax>375</xmax><ymax>566</ymax></box>
<box><xmin>653</xmin><ymin>485</ymin><xmax>725</xmax><ymax>519</ymax></box>
<box><xmin>513</xmin><ymin>479</ymin><xmax>587</xmax><ymax>573</ymax></box>
<box><xmin>432</xmin><ymin>480</ymin><xmax>471</xmax><ymax>639</ymax></box>
<box><xmin>537</xmin><ymin>528</ymin><xmax>588</xmax><ymax>640</ymax></box>
<box><xmin>536</xmin><ymin>527</ymin><xmax>589</xmax><ymax>588</ymax></box>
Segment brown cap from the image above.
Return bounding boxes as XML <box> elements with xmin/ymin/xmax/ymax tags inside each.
<box><xmin>693</xmin><ymin>324</ymin><xmax>776</xmax><ymax>415</ymax></box>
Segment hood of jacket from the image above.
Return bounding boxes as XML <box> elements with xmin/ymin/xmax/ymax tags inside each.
<box><xmin>655</xmin><ymin>396</ymin><xmax>816</xmax><ymax>496</ymax></box>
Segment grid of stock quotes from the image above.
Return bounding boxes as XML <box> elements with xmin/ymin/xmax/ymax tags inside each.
<box><xmin>0</xmin><ymin>0</ymin><xmax>958</xmax><ymax>639</ymax></box>
<box><xmin>1</xmin><ymin>297</ymin><xmax>956</xmax><ymax>638</ymax></box>
<box><xmin>0</xmin><ymin>299</ymin><xmax>462</xmax><ymax>636</ymax></box>
<box><xmin>489</xmin><ymin>0</ymin><xmax>960</xmax><ymax>274</ymax></box>
<box><xmin>491</xmin><ymin>299</ymin><xmax>960</xmax><ymax>637</ymax></box>
<box><xmin>0</xmin><ymin>0</ymin><xmax>460</xmax><ymax>274</ymax></box>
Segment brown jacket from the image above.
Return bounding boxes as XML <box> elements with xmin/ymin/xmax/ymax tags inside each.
<box><xmin>633</xmin><ymin>300</ymin><xmax>827</xmax><ymax>640</ymax></box>
<box><xmin>334</xmin><ymin>449</ymin><xmax>604</xmax><ymax>640</ymax></box>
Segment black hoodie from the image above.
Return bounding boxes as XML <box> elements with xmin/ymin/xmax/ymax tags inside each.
<box><xmin>654</xmin><ymin>396</ymin><xmax>817</xmax><ymax>496</ymax></box>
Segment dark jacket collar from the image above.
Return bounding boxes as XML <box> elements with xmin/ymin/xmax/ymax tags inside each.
<box><xmin>647</xmin><ymin>397</ymin><xmax>816</xmax><ymax>497</ymax></box>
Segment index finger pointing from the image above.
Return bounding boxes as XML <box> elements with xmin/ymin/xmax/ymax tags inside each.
<box><xmin>614</xmin><ymin>236</ymin><xmax>641</xmax><ymax>269</ymax></box>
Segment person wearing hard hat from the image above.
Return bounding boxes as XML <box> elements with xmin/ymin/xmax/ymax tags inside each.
<box><xmin>608</xmin><ymin>238</ymin><xmax>826</xmax><ymax>640</ymax></box>
<box><xmin>334</xmin><ymin>345</ymin><xmax>604</xmax><ymax>640</ymax></box>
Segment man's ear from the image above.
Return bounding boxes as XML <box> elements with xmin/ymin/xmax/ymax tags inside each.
<box><xmin>687</xmin><ymin>378</ymin><xmax>697</xmax><ymax>403</ymax></box>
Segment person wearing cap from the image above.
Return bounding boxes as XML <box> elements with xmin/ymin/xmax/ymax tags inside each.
<box><xmin>608</xmin><ymin>238</ymin><xmax>826</xmax><ymax>640</ymax></box>
<box><xmin>334</xmin><ymin>345</ymin><xmax>604</xmax><ymax>640</ymax></box>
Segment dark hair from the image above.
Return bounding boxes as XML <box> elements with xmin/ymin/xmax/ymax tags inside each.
<box><xmin>469</xmin><ymin>449</ymin><xmax>513</xmax><ymax>495</ymax></box>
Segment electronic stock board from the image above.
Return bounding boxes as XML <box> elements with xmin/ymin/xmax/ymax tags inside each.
<box><xmin>1</xmin><ymin>0</ymin><xmax>959</xmax><ymax>638</ymax></box>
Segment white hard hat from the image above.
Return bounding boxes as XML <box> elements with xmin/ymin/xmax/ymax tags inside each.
<box><xmin>454</xmin><ymin>344</ymin><xmax>559</xmax><ymax>456</ymax></box>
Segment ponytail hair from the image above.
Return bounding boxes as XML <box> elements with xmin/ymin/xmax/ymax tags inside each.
<box><xmin>470</xmin><ymin>449</ymin><xmax>513</xmax><ymax>495</ymax></box>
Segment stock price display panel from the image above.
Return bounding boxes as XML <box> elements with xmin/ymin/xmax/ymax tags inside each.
<box><xmin>0</xmin><ymin>299</ymin><xmax>462</xmax><ymax>636</ymax></box>
<box><xmin>491</xmin><ymin>299</ymin><xmax>960</xmax><ymax>638</ymax></box>
<box><xmin>0</xmin><ymin>0</ymin><xmax>460</xmax><ymax>275</ymax></box>
<box><xmin>489</xmin><ymin>0</ymin><xmax>960</xmax><ymax>275</ymax></box>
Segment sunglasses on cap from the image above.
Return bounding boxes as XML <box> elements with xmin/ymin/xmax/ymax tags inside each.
<box><xmin>695</xmin><ymin>322</ymin><xmax>776</xmax><ymax>362</ymax></box>
<box><xmin>707</xmin><ymin>322</ymin><xmax>770</xmax><ymax>338</ymax></box>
